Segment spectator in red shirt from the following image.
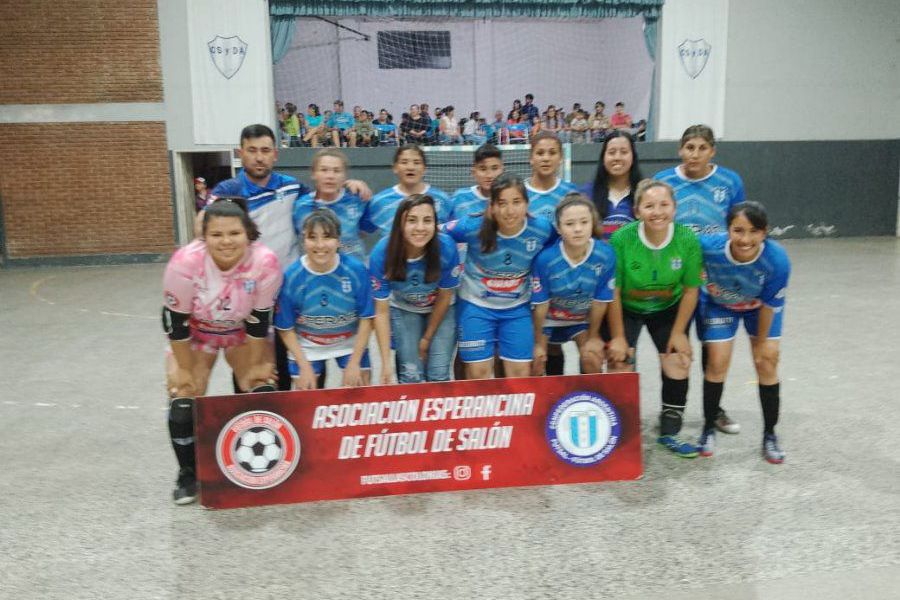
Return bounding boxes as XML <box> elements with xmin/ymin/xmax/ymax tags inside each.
<box><xmin>610</xmin><ymin>101</ymin><xmax>633</xmax><ymax>131</ymax></box>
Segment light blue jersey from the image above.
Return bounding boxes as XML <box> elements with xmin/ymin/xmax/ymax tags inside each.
<box><xmin>654</xmin><ymin>165</ymin><xmax>745</xmax><ymax>234</ymax></box>
<box><xmin>525</xmin><ymin>178</ymin><xmax>578</xmax><ymax>223</ymax></box>
<box><xmin>699</xmin><ymin>233</ymin><xmax>790</xmax><ymax>311</ymax></box>
<box><xmin>368</xmin><ymin>233</ymin><xmax>461</xmax><ymax>314</ymax></box>
<box><xmin>444</xmin><ymin>214</ymin><xmax>555</xmax><ymax>309</ymax></box>
<box><xmin>361</xmin><ymin>184</ymin><xmax>451</xmax><ymax>239</ymax></box>
<box><xmin>531</xmin><ymin>239</ymin><xmax>617</xmax><ymax>326</ymax></box>
<box><xmin>274</xmin><ymin>254</ymin><xmax>375</xmax><ymax>360</ymax></box>
<box><xmin>449</xmin><ymin>185</ymin><xmax>489</xmax><ymax>221</ymax></box>
<box><xmin>292</xmin><ymin>190</ymin><xmax>367</xmax><ymax>261</ymax></box>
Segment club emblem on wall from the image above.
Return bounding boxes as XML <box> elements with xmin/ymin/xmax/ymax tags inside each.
<box><xmin>207</xmin><ymin>35</ymin><xmax>248</xmax><ymax>79</ymax></box>
<box><xmin>678</xmin><ymin>38</ymin><xmax>711</xmax><ymax>79</ymax></box>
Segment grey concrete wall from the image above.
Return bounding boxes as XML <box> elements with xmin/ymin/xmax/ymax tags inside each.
<box><xmin>274</xmin><ymin>140</ymin><xmax>900</xmax><ymax>239</ymax></box>
<box><xmin>724</xmin><ymin>0</ymin><xmax>900</xmax><ymax>141</ymax></box>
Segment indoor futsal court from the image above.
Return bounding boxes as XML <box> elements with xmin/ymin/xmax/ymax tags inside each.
<box><xmin>1</xmin><ymin>237</ymin><xmax>897</xmax><ymax>598</ymax></box>
<box><xmin>1</xmin><ymin>0</ymin><xmax>898</xmax><ymax>598</ymax></box>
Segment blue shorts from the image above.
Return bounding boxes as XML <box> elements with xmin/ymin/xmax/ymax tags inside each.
<box><xmin>697</xmin><ymin>298</ymin><xmax>784</xmax><ymax>342</ymax></box>
<box><xmin>288</xmin><ymin>350</ymin><xmax>371</xmax><ymax>376</ymax></box>
<box><xmin>456</xmin><ymin>300</ymin><xmax>533</xmax><ymax>363</ymax></box>
<box><xmin>542</xmin><ymin>324</ymin><xmax>588</xmax><ymax>345</ymax></box>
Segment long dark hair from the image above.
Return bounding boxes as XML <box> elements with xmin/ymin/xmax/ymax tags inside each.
<box><xmin>384</xmin><ymin>195</ymin><xmax>441</xmax><ymax>283</ymax></box>
<box><xmin>480</xmin><ymin>173</ymin><xmax>528</xmax><ymax>254</ymax></box>
<box><xmin>203</xmin><ymin>196</ymin><xmax>260</xmax><ymax>241</ymax></box>
<box><xmin>590</xmin><ymin>130</ymin><xmax>642</xmax><ymax>221</ymax></box>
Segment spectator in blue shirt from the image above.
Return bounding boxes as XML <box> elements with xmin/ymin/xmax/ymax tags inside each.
<box><xmin>327</xmin><ymin>100</ymin><xmax>355</xmax><ymax>147</ymax></box>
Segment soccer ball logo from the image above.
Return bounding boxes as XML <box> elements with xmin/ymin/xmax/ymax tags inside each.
<box><xmin>216</xmin><ymin>410</ymin><xmax>301</xmax><ymax>490</ymax></box>
<box><xmin>234</xmin><ymin>427</ymin><xmax>283</xmax><ymax>473</ymax></box>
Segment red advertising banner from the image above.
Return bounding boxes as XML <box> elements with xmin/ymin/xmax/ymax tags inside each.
<box><xmin>195</xmin><ymin>373</ymin><xmax>642</xmax><ymax>509</ymax></box>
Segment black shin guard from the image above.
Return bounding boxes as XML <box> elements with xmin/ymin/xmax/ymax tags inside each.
<box><xmin>168</xmin><ymin>397</ymin><xmax>196</xmax><ymax>471</ymax></box>
<box><xmin>660</xmin><ymin>374</ymin><xmax>689</xmax><ymax>435</ymax></box>
<box><xmin>545</xmin><ymin>353</ymin><xmax>565</xmax><ymax>376</ymax></box>
<box><xmin>316</xmin><ymin>369</ymin><xmax>327</xmax><ymax>390</ymax></box>
<box><xmin>703</xmin><ymin>379</ymin><xmax>724</xmax><ymax>430</ymax></box>
<box><xmin>759</xmin><ymin>382</ymin><xmax>780</xmax><ymax>435</ymax></box>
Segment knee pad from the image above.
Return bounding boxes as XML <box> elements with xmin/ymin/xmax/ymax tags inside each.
<box><xmin>168</xmin><ymin>397</ymin><xmax>195</xmax><ymax>443</ymax></box>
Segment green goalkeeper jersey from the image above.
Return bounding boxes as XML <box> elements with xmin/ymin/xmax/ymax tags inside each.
<box><xmin>610</xmin><ymin>220</ymin><xmax>702</xmax><ymax>314</ymax></box>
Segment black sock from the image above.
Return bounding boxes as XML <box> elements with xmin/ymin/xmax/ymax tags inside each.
<box><xmin>660</xmin><ymin>374</ymin><xmax>689</xmax><ymax>435</ymax></box>
<box><xmin>168</xmin><ymin>397</ymin><xmax>196</xmax><ymax>472</ymax></box>
<box><xmin>546</xmin><ymin>353</ymin><xmax>565</xmax><ymax>376</ymax></box>
<box><xmin>274</xmin><ymin>334</ymin><xmax>293</xmax><ymax>391</ymax></box>
<box><xmin>703</xmin><ymin>379</ymin><xmax>724</xmax><ymax>430</ymax></box>
<box><xmin>317</xmin><ymin>369</ymin><xmax>327</xmax><ymax>390</ymax></box>
<box><xmin>759</xmin><ymin>382</ymin><xmax>780</xmax><ymax>435</ymax></box>
<box><xmin>231</xmin><ymin>372</ymin><xmax>244</xmax><ymax>394</ymax></box>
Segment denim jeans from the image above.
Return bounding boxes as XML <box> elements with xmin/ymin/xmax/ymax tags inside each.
<box><xmin>390</xmin><ymin>305</ymin><xmax>457</xmax><ymax>383</ymax></box>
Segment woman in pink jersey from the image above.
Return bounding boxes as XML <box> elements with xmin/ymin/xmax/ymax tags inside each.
<box><xmin>161</xmin><ymin>197</ymin><xmax>283</xmax><ymax>504</ymax></box>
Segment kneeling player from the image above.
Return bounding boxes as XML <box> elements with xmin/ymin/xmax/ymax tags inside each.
<box><xmin>162</xmin><ymin>198</ymin><xmax>283</xmax><ymax>504</ymax></box>
<box><xmin>697</xmin><ymin>202</ymin><xmax>791</xmax><ymax>463</ymax></box>
<box><xmin>275</xmin><ymin>209</ymin><xmax>375</xmax><ymax>390</ymax></box>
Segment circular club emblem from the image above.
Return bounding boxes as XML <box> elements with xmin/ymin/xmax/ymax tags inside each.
<box><xmin>216</xmin><ymin>411</ymin><xmax>301</xmax><ymax>490</ymax></box>
<box><xmin>546</xmin><ymin>391</ymin><xmax>620</xmax><ymax>466</ymax></box>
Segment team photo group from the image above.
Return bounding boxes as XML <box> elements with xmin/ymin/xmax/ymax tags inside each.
<box><xmin>162</xmin><ymin>122</ymin><xmax>790</xmax><ymax>504</ymax></box>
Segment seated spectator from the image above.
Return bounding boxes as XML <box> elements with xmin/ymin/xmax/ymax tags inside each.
<box><xmin>590</xmin><ymin>101</ymin><xmax>611</xmax><ymax>142</ymax></box>
<box><xmin>507</xmin><ymin>99</ymin><xmax>522</xmax><ymax>121</ymax></box>
<box><xmin>569</xmin><ymin>109</ymin><xmax>590</xmax><ymax>144</ymax></box>
<box><xmin>490</xmin><ymin>110</ymin><xmax>507</xmax><ymax>144</ymax></box>
<box><xmin>351</xmin><ymin>110</ymin><xmax>376</xmax><ymax>147</ymax></box>
<box><xmin>283</xmin><ymin>103</ymin><xmax>302</xmax><ymax>147</ymax></box>
<box><xmin>439</xmin><ymin>106</ymin><xmax>463</xmax><ymax>144</ymax></box>
<box><xmin>303</xmin><ymin>103</ymin><xmax>328</xmax><ymax>147</ymax></box>
<box><xmin>402</xmin><ymin>104</ymin><xmax>431</xmax><ymax>145</ymax></box>
<box><xmin>633</xmin><ymin>119</ymin><xmax>647</xmax><ymax>142</ymax></box>
<box><xmin>610</xmin><ymin>101</ymin><xmax>632</xmax><ymax>131</ymax></box>
<box><xmin>522</xmin><ymin>93</ymin><xmax>540</xmax><ymax>122</ymax></box>
<box><xmin>327</xmin><ymin>100</ymin><xmax>355</xmax><ymax>147</ymax></box>
<box><xmin>541</xmin><ymin>105</ymin><xmax>567</xmax><ymax>142</ymax></box>
<box><xmin>462</xmin><ymin>111</ymin><xmax>486</xmax><ymax>145</ymax></box>
<box><xmin>373</xmin><ymin>108</ymin><xmax>398</xmax><ymax>145</ymax></box>
<box><xmin>565</xmin><ymin>103</ymin><xmax>583</xmax><ymax>127</ymax></box>
<box><xmin>429</xmin><ymin>108</ymin><xmax>442</xmax><ymax>145</ymax></box>
<box><xmin>507</xmin><ymin>110</ymin><xmax>528</xmax><ymax>143</ymax></box>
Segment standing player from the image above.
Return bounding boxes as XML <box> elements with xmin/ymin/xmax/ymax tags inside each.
<box><xmin>531</xmin><ymin>194</ymin><xmax>617</xmax><ymax>375</ymax></box>
<box><xmin>210</xmin><ymin>124</ymin><xmax>371</xmax><ymax>391</ymax></box>
<box><xmin>583</xmin><ymin>130</ymin><xmax>643</xmax><ymax>240</ymax></box>
<box><xmin>525</xmin><ymin>131</ymin><xmax>578</xmax><ymax>224</ymax></box>
<box><xmin>275</xmin><ymin>209</ymin><xmax>375</xmax><ymax>390</ymax></box>
<box><xmin>696</xmin><ymin>202</ymin><xmax>791</xmax><ymax>463</ymax></box>
<box><xmin>444</xmin><ymin>173</ymin><xmax>555</xmax><ymax>380</ymax></box>
<box><xmin>162</xmin><ymin>198</ymin><xmax>283</xmax><ymax>504</ymax></box>
<box><xmin>369</xmin><ymin>195</ymin><xmax>460</xmax><ymax>384</ymax></box>
<box><xmin>608</xmin><ymin>180</ymin><xmax>703</xmax><ymax>458</ymax></box>
<box><xmin>361</xmin><ymin>144</ymin><xmax>451</xmax><ymax>241</ymax></box>
<box><xmin>449</xmin><ymin>143</ymin><xmax>504</xmax><ymax>223</ymax></box>
<box><xmin>524</xmin><ymin>130</ymin><xmax>577</xmax><ymax>374</ymax></box>
<box><xmin>292</xmin><ymin>149</ymin><xmax>367</xmax><ymax>262</ymax></box>
<box><xmin>655</xmin><ymin>124</ymin><xmax>746</xmax><ymax>434</ymax></box>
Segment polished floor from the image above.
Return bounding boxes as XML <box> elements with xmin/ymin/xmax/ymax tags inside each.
<box><xmin>1</xmin><ymin>237</ymin><xmax>897</xmax><ymax>599</ymax></box>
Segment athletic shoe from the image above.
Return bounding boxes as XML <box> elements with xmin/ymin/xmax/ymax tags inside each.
<box><xmin>657</xmin><ymin>435</ymin><xmax>699</xmax><ymax>458</ymax></box>
<box><xmin>762</xmin><ymin>434</ymin><xmax>785</xmax><ymax>464</ymax></box>
<box><xmin>715</xmin><ymin>409</ymin><xmax>741</xmax><ymax>434</ymax></box>
<box><xmin>698</xmin><ymin>429</ymin><xmax>716</xmax><ymax>457</ymax></box>
<box><xmin>173</xmin><ymin>467</ymin><xmax>198</xmax><ymax>505</ymax></box>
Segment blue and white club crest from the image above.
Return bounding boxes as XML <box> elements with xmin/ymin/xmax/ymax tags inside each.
<box><xmin>208</xmin><ymin>35</ymin><xmax>248</xmax><ymax>79</ymax></box>
<box><xmin>678</xmin><ymin>38</ymin><xmax>711</xmax><ymax>80</ymax></box>
<box><xmin>526</xmin><ymin>238</ymin><xmax>537</xmax><ymax>252</ymax></box>
<box><xmin>671</xmin><ymin>257</ymin><xmax>682</xmax><ymax>270</ymax></box>
<box><xmin>713</xmin><ymin>187</ymin><xmax>728</xmax><ymax>203</ymax></box>
<box><xmin>243</xmin><ymin>279</ymin><xmax>256</xmax><ymax>293</ymax></box>
<box><xmin>546</xmin><ymin>391</ymin><xmax>620</xmax><ymax>466</ymax></box>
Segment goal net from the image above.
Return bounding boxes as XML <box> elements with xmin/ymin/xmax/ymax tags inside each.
<box><xmin>422</xmin><ymin>143</ymin><xmax>573</xmax><ymax>192</ymax></box>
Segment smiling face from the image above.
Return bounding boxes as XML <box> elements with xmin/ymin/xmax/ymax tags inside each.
<box><xmin>491</xmin><ymin>186</ymin><xmax>528</xmax><ymax>235</ymax></box>
<box><xmin>679</xmin><ymin>136</ymin><xmax>716</xmax><ymax>179</ymax></box>
<box><xmin>472</xmin><ymin>157</ymin><xmax>504</xmax><ymax>196</ymax></box>
<box><xmin>204</xmin><ymin>216</ymin><xmax>249</xmax><ymax>271</ymax></box>
<box><xmin>603</xmin><ymin>137</ymin><xmax>634</xmax><ymax>179</ymax></box>
<box><xmin>402</xmin><ymin>203</ymin><xmax>437</xmax><ymax>254</ymax></box>
<box><xmin>311</xmin><ymin>155</ymin><xmax>347</xmax><ymax>199</ymax></box>
<box><xmin>557</xmin><ymin>204</ymin><xmax>594</xmax><ymax>250</ymax></box>
<box><xmin>530</xmin><ymin>138</ymin><xmax>562</xmax><ymax>179</ymax></box>
<box><xmin>636</xmin><ymin>185</ymin><xmax>676</xmax><ymax>234</ymax></box>
<box><xmin>728</xmin><ymin>212</ymin><xmax>766</xmax><ymax>262</ymax></box>
<box><xmin>303</xmin><ymin>224</ymin><xmax>340</xmax><ymax>272</ymax></box>
<box><xmin>392</xmin><ymin>149</ymin><xmax>426</xmax><ymax>188</ymax></box>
